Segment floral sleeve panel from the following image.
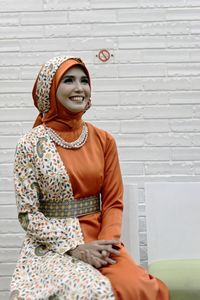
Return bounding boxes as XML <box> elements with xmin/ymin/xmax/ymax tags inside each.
<box><xmin>14</xmin><ymin>126</ymin><xmax>84</xmax><ymax>255</ymax></box>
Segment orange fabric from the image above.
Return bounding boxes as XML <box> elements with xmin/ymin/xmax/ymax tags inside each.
<box><xmin>56</xmin><ymin>123</ymin><xmax>169</xmax><ymax>300</ymax></box>
<box><xmin>100</xmin><ymin>246</ymin><xmax>169</xmax><ymax>300</ymax></box>
<box><xmin>57</xmin><ymin>123</ymin><xmax>123</xmax><ymax>242</ymax></box>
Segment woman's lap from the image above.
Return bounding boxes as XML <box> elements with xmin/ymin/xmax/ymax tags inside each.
<box><xmin>100</xmin><ymin>245</ymin><xmax>169</xmax><ymax>300</ymax></box>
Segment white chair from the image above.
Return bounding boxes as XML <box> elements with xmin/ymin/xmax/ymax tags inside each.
<box><xmin>122</xmin><ymin>184</ymin><xmax>140</xmax><ymax>264</ymax></box>
<box><xmin>145</xmin><ymin>182</ymin><xmax>200</xmax><ymax>300</ymax></box>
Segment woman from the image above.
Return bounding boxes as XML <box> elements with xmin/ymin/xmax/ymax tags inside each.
<box><xmin>10</xmin><ymin>56</ymin><xmax>169</xmax><ymax>300</ymax></box>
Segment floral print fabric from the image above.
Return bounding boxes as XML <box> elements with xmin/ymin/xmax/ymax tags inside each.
<box><xmin>10</xmin><ymin>125</ymin><xmax>115</xmax><ymax>299</ymax></box>
<box><xmin>11</xmin><ymin>237</ymin><xmax>114</xmax><ymax>300</ymax></box>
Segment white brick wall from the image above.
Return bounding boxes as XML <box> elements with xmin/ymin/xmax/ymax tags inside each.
<box><xmin>1</xmin><ymin>0</ymin><xmax>200</xmax><ymax>297</ymax></box>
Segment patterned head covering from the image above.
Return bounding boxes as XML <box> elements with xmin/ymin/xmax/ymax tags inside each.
<box><xmin>32</xmin><ymin>56</ymin><xmax>91</xmax><ymax>114</ymax></box>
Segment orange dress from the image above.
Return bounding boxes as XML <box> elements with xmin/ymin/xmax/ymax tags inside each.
<box><xmin>57</xmin><ymin>122</ymin><xmax>169</xmax><ymax>300</ymax></box>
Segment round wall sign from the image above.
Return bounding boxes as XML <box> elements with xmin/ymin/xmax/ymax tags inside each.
<box><xmin>98</xmin><ymin>49</ymin><xmax>111</xmax><ymax>62</ymax></box>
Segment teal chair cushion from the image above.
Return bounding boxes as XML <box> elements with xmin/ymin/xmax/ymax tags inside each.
<box><xmin>148</xmin><ymin>259</ymin><xmax>200</xmax><ymax>300</ymax></box>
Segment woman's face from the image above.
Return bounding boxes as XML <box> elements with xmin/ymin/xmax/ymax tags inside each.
<box><xmin>56</xmin><ymin>65</ymin><xmax>91</xmax><ymax>113</ymax></box>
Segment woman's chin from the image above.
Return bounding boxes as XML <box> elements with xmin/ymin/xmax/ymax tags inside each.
<box><xmin>67</xmin><ymin>107</ymin><xmax>85</xmax><ymax>114</ymax></box>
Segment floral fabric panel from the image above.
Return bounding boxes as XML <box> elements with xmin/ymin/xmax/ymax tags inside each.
<box><xmin>36</xmin><ymin>56</ymin><xmax>70</xmax><ymax>113</ymax></box>
<box><xmin>10</xmin><ymin>236</ymin><xmax>115</xmax><ymax>300</ymax></box>
<box><xmin>13</xmin><ymin>125</ymin><xmax>84</xmax><ymax>254</ymax></box>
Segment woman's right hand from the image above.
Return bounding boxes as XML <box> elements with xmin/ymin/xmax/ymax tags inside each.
<box><xmin>68</xmin><ymin>240</ymin><xmax>120</xmax><ymax>268</ymax></box>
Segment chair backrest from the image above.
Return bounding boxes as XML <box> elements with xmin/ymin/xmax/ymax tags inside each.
<box><xmin>122</xmin><ymin>184</ymin><xmax>140</xmax><ymax>264</ymax></box>
<box><xmin>145</xmin><ymin>182</ymin><xmax>200</xmax><ymax>264</ymax></box>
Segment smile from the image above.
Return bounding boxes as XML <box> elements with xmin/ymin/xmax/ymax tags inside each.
<box><xmin>69</xmin><ymin>96</ymin><xmax>84</xmax><ymax>102</ymax></box>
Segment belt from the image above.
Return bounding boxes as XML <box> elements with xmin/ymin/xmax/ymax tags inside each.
<box><xmin>39</xmin><ymin>195</ymin><xmax>101</xmax><ymax>218</ymax></box>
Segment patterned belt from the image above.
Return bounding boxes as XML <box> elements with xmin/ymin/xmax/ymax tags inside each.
<box><xmin>39</xmin><ymin>195</ymin><xmax>101</xmax><ymax>218</ymax></box>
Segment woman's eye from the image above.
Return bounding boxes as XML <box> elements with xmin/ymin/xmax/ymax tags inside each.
<box><xmin>63</xmin><ymin>77</ymin><xmax>89</xmax><ymax>84</ymax></box>
<box><xmin>63</xmin><ymin>77</ymin><xmax>73</xmax><ymax>83</ymax></box>
<box><xmin>81</xmin><ymin>78</ymin><xmax>89</xmax><ymax>84</ymax></box>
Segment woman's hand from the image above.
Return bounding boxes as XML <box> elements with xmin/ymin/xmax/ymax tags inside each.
<box><xmin>68</xmin><ymin>240</ymin><xmax>120</xmax><ymax>268</ymax></box>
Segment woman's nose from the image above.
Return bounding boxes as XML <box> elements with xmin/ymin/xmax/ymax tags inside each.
<box><xmin>74</xmin><ymin>80</ymin><xmax>83</xmax><ymax>91</ymax></box>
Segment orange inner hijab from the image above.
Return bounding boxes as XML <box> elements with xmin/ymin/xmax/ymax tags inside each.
<box><xmin>33</xmin><ymin>59</ymin><xmax>91</xmax><ymax>142</ymax></box>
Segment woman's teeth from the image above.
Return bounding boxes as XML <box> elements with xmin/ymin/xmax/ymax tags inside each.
<box><xmin>70</xmin><ymin>96</ymin><xmax>84</xmax><ymax>102</ymax></box>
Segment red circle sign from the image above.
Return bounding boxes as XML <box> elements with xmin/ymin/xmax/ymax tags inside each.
<box><xmin>98</xmin><ymin>49</ymin><xmax>111</xmax><ymax>62</ymax></box>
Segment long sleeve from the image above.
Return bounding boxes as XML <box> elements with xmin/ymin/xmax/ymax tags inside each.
<box><xmin>98</xmin><ymin>134</ymin><xmax>123</xmax><ymax>241</ymax></box>
<box><xmin>14</xmin><ymin>137</ymin><xmax>83</xmax><ymax>254</ymax></box>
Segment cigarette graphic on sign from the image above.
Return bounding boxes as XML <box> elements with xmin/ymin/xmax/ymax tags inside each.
<box><xmin>98</xmin><ymin>49</ymin><xmax>111</xmax><ymax>62</ymax></box>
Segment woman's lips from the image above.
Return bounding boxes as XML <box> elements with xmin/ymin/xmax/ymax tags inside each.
<box><xmin>69</xmin><ymin>96</ymin><xmax>84</xmax><ymax>102</ymax></box>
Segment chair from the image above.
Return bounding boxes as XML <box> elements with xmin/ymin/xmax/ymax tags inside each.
<box><xmin>122</xmin><ymin>184</ymin><xmax>140</xmax><ymax>264</ymax></box>
<box><xmin>145</xmin><ymin>182</ymin><xmax>200</xmax><ymax>300</ymax></box>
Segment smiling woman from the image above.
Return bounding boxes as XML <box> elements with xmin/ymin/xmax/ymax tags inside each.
<box><xmin>56</xmin><ymin>66</ymin><xmax>91</xmax><ymax>113</ymax></box>
<box><xmin>10</xmin><ymin>56</ymin><xmax>169</xmax><ymax>300</ymax></box>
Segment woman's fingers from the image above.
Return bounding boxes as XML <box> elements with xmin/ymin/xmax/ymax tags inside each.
<box><xmin>85</xmin><ymin>250</ymin><xmax>107</xmax><ymax>268</ymax></box>
<box><xmin>85</xmin><ymin>250</ymin><xmax>93</xmax><ymax>265</ymax></box>
<box><xmin>93</xmin><ymin>257</ymin><xmax>107</xmax><ymax>268</ymax></box>
<box><xmin>87</xmin><ymin>243</ymin><xmax>120</xmax><ymax>257</ymax></box>
<box><xmin>81</xmin><ymin>242</ymin><xmax>119</xmax><ymax>256</ymax></box>
<box><xmin>98</xmin><ymin>245</ymin><xmax>120</xmax><ymax>256</ymax></box>
<box><xmin>104</xmin><ymin>256</ymin><xmax>116</xmax><ymax>265</ymax></box>
<box><xmin>93</xmin><ymin>250</ymin><xmax>105</xmax><ymax>258</ymax></box>
<box><xmin>101</xmin><ymin>250</ymin><xmax>108</xmax><ymax>257</ymax></box>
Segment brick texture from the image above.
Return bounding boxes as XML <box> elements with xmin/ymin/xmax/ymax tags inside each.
<box><xmin>1</xmin><ymin>1</ymin><xmax>200</xmax><ymax>298</ymax></box>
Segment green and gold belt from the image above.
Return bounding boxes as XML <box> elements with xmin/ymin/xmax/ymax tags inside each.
<box><xmin>39</xmin><ymin>195</ymin><xmax>101</xmax><ymax>218</ymax></box>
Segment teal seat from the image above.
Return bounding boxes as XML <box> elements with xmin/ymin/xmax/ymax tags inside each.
<box><xmin>149</xmin><ymin>259</ymin><xmax>200</xmax><ymax>300</ymax></box>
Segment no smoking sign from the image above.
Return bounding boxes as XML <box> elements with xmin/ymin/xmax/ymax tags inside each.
<box><xmin>96</xmin><ymin>49</ymin><xmax>114</xmax><ymax>63</ymax></box>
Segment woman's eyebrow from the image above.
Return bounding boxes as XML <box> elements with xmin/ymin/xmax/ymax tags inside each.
<box><xmin>63</xmin><ymin>75</ymin><xmax>88</xmax><ymax>79</ymax></box>
<box><xmin>63</xmin><ymin>75</ymin><xmax>74</xmax><ymax>79</ymax></box>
